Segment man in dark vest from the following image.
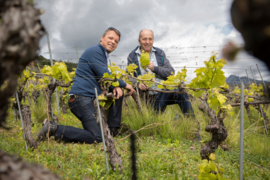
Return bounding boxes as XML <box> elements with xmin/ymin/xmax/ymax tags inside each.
<box><xmin>127</xmin><ymin>29</ymin><xmax>194</xmax><ymax>117</ymax></box>
<box><xmin>37</xmin><ymin>27</ymin><xmax>135</xmax><ymax>144</ymax></box>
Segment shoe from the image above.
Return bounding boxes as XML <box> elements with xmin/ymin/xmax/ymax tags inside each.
<box><xmin>37</xmin><ymin>118</ymin><xmax>58</xmax><ymax>141</ymax></box>
<box><xmin>109</xmin><ymin>127</ymin><xmax>122</xmax><ymax>137</ymax></box>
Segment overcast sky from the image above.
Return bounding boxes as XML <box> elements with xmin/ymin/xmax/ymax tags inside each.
<box><xmin>35</xmin><ymin>0</ymin><xmax>270</xmax><ymax>82</ymax></box>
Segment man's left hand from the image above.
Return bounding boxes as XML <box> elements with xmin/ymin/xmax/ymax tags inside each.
<box><xmin>147</xmin><ymin>61</ymin><xmax>154</xmax><ymax>71</ymax></box>
<box><xmin>113</xmin><ymin>87</ymin><xmax>123</xmax><ymax>99</ymax></box>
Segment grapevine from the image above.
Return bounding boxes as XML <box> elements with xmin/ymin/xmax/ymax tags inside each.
<box><xmin>139</xmin><ymin>50</ymin><xmax>150</xmax><ymax>71</ymax></box>
<box><xmin>198</xmin><ymin>153</ymin><xmax>229</xmax><ymax>180</ymax></box>
<box><xmin>40</xmin><ymin>62</ymin><xmax>75</xmax><ymax>122</ymax></box>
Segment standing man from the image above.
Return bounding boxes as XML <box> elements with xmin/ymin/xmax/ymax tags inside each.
<box><xmin>38</xmin><ymin>27</ymin><xmax>135</xmax><ymax>144</ymax></box>
<box><xmin>127</xmin><ymin>29</ymin><xmax>194</xmax><ymax>117</ymax></box>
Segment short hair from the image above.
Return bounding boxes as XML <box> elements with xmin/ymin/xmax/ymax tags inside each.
<box><xmin>102</xmin><ymin>27</ymin><xmax>121</xmax><ymax>41</ymax></box>
<box><xmin>139</xmin><ymin>29</ymin><xmax>154</xmax><ymax>39</ymax></box>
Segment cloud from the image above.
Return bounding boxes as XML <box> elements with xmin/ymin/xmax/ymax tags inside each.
<box><xmin>34</xmin><ymin>0</ymin><xmax>268</xmax><ymax>81</ymax></box>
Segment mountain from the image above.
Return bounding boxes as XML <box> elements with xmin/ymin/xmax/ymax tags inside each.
<box><xmin>226</xmin><ymin>75</ymin><xmax>270</xmax><ymax>85</ymax></box>
<box><xmin>33</xmin><ymin>55</ymin><xmax>78</xmax><ymax>72</ymax></box>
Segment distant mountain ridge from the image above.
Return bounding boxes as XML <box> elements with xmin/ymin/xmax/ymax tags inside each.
<box><xmin>226</xmin><ymin>75</ymin><xmax>270</xmax><ymax>85</ymax></box>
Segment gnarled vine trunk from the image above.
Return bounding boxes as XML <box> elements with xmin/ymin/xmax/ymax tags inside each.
<box><xmin>0</xmin><ymin>0</ymin><xmax>62</xmax><ymax>179</ymax></box>
<box><xmin>32</xmin><ymin>89</ymin><xmax>40</xmax><ymax>106</ymax></box>
<box><xmin>199</xmin><ymin>94</ymin><xmax>228</xmax><ymax>160</ymax></box>
<box><xmin>59</xmin><ymin>89</ymin><xmax>68</xmax><ymax>114</ymax></box>
<box><xmin>94</xmin><ymin>98</ymin><xmax>122</xmax><ymax>172</ymax></box>
<box><xmin>0</xmin><ymin>150</ymin><xmax>60</xmax><ymax>180</ymax></box>
<box><xmin>21</xmin><ymin>105</ymin><xmax>39</xmax><ymax>149</ymax></box>
<box><xmin>46</xmin><ymin>80</ymin><xmax>72</xmax><ymax>122</ymax></box>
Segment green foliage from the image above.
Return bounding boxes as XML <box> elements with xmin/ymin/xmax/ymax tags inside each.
<box><xmin>35</xmin><ymin>55</ymin><xmax>77</xmax><ymax>72</ymax></box>
<box><xmin>137</xmin><ymin>72</ymin><xmax>155</xmax><ymax>88</ymax></box>
<box><xmin>232</xmin><ymin>83</ymin><xmax>264</xmax><ymax>102</ymax></box>
<box><xmin>140</xmin><ymin>50</ymin><xmax>150</xmax><ymax>70</ymax></box>
<box><xmin>157</xmin><ymin>68</ymin><xmax>187</xmax><ymax>90</ymax></box>
<box><xmin>198</xmin><ymin>153</ymin><xmax>229</xmax><ymax>180</ymax></box>
<box><xmin>97</xmin><ymin>63</ymin><xmax>125</xmax><ymax>107</ymax></box>
<box><xmin>208</xmin><ymin>88</ymin><xmax>233</xmax><ymax>115</ymax></box>
<box><xmin>41</xmin><ymin>62</ymin><xmax>72</xmax><ymax>83</ymax></box>
<box><xmin>2</xmin><ymin>96</ymin><xmax>270</xmax><ymax>179</ymax></box>
<box><xmin>122</xmin><ymin>98</ymin><xmax>197</xmax><ymax>140</ymax></box>
<box><xmin>249</xmin><ymin>83</ymin><xmax>264</xmax><ymax>96</ymax></box>
<box><xmin>21</xmin><ymin>69</ymin><xmax>36</xmax><ymax>82</ymax></box>
<box><xmin>30</xmin><ymin>93</ymin><xmax>49</xmax><ymax>123</ymax></box>
<box><xmin>189</xmin><ymin>54</ymin><xmax>227</xmax><ymax>97</ymax></box>
<box><xmin>126</xmin><ymin>63</ymin><xmax>138</xmax><ymax>77</ymax></box>
<box><xmin>188</xmin><ymin>54</ymin><xmax>231</xmax><ymax>115</ymax></box>
<box><xmin>52</xmin><ymin>62</ymin><xmax>72</xmax><ymax>83</ymax></box>
<box><xmin>97</xmin><ymin>94</ymin><xmax>115</xmax><ymax>109</ymax></box>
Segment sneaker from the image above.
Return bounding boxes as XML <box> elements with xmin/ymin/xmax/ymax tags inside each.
<box><xmin>37</xmin><ymin>118</ymin><xmax>58</xmax><ymax>141</ymax></box>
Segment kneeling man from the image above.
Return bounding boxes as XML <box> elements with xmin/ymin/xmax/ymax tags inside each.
<box><xmin>38</xmin><ymin>27</ymin><xmax>135</xmax><ymax>144</ymax></box>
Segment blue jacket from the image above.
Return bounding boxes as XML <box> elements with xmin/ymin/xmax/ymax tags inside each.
<box><xmin>127</xmin><ymin>46</ymin><xmax>175</xmax><ymax>81</ymax></box>
<box><xmin>70</xmin><ymin>44</ymin><xmax>126</xmax><ymax>97</ymax></box>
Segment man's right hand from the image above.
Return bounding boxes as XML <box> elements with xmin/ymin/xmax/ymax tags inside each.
<box><xmin>138</xmin><ymin>83</ymin><xmax>148</xmax><ymax>91</ymax></box>
<box><xmin>125</xmin><ymin>83</ymin><xmax>136</xmax><ymax>95</ymax></box>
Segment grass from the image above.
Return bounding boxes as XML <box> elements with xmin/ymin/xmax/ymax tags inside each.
<box><xmin>31</xmin><ymin>93</ymin><xmax>49</xmax><ymax>123</ymax></box>
<box><xmin>0</xmin><ymin>94</ymin><xmax>270</xmax><ymax>179</ymax></box>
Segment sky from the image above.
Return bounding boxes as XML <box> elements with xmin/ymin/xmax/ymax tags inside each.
<box><xmin>35</xmin><ymin>0</ymin><xmax>270</xmax><ymax>82</ymax></box>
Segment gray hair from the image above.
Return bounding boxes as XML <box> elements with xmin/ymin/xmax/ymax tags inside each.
<box><xmin>139</xmin><ymin>29</ymin><xmax>154</xmax><ymax>39</ymax></box>
<box><xmin>102</xmin><ymin>27</ymin><xmax>121</xmax><ymax>41</ymax></box>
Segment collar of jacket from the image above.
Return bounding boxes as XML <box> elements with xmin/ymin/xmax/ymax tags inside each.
<box><xmin>133</xmin><ymin>45</ymin><xmax>158</xmax><ymax>54</ymax></box>
<box><xmin>98</xmin><ymin>43</ymin><xmax>108</xmax><ymax>57</ymax></box>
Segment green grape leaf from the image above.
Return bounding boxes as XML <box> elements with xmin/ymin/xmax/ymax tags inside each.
<box><xmin>98</xmin><ymin>94</ymin><xmax>107</xmax><ymax>101</ymax></box>
<box><xmin>109</xmin><ymin>63</ymin><xmax>121</xmax><ymax>73</ymax></box>
<box><xmin>217</xmin><ymin>94</ymin><xmax>226</xmax><ymax>105</ymax></box>
<box><xmin>211</xmin><ymin>69</ymin><xmax>226</xmax><ymax>88</ymax></box>
<box><xmin>57</xmin><ymin>86</ymin><xmax>62</xmax><ymax>91</ymax></box>
<box><xmin>157</xmin><ymin>85</ymin><xmax>164</xmax><ymax>89</ymax></box>
<box><xmin>99</xmin><ymin>101</ymin><xmax>106</xmax><ymax>107</ymax></box>
<box><xmin>112</xmin><ymin>81</ymin><xmax>119</xmax><ymax>87</ymax></box>
<box><xmin>103</xmin><ymin>73</ymin><xmax>110</xmax><ymax>78</ymax></box>
<box><xmin>158</xmin><ymin>68</ymin><xmax>187</xmax><ymax>90</ymax></box>
<box><xmin>209</xmin><ymin>153</ymin><xmax>216</xmax><ymax>161</ymax></box>
<box><xmin>52</xmin><ymin>62</ymin><xmax>72</xmax><ymax>83</ymax></box>
<box><xmin>44</xmin><ymin>76</ymin><xmax>50</xmax><ymax>84</ymax></box>
<box><xmin>116</xmin><ymin>72</ymin><xmax>122</xmax><ymax>79</ymax></box>
<box><xmin>127</xmin><ymin>63</ymin><xmax>138</xmax><ymax>76</ymax></box>
<box><xmin>69</xmin><ymin>71</ymin><xmax>76</xmax><ymax>79</ymax></box>
<box><xmin>218</xmin><ymin>167</ymin><xmax>225</xmax><ymax>174</ymax></box>
<box><xmin>137</xmin><ymin>72</ymin><xmax>155</xmax><ymax>88</ymax></box>
<box><xmin>41</xmin><ymin>65</ymin><xmax>53</xmax><ymax>76</ymax></box>
<box><xmin>140</xmin><ymin>51</ymin><xmax>150</xmax><ymax>69</ymax></box>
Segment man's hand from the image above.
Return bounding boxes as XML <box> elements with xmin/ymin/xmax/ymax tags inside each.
<box><xmin>147</xmin><ymin>61</ymin><xmax>154</xmax><ymax>71</ymax></box>
<box><xmin>113</xmin><ymin>87</ymin><xmax>123</xmax><ymax>99</ymax></box>
<box><xmin>138</xmin><ymin>83</ymin><xmax>148</xmax><ymax>91</ymax></box>
<box><xmin>125</xmin><ymin>83</ymin><xmax>135</xmax><ymax>95</ymax></box>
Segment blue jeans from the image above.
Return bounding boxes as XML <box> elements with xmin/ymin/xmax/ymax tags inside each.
<box><xmin>54</xmin><ymin>95</ymin><xmax>123</xmax><ymax>144</ymax></box>
<box><xmin>152</xmin><ymin>92</ymin><xmax>194</xmax><ymax>116</ymax></box>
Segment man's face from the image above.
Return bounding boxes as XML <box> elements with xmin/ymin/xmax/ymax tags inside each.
<box><xmin>100</xmin><ymin>30</ymin><xmax>120</xmax><ymax>54</ymax></box>
<box><xmin>138</xmin><ymin>30</ymin><xmax>154</xmax><ymax>53</ymax></box>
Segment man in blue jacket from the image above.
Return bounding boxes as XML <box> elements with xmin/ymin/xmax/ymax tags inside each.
<box><xmin>127</xmin><ymin>29</ymin><xmax>194</xmax><ymax>117</ymax></box>
<box><xmin>38</xmin><ymin>27</ymin><xmax>135</xmax><ymax>144</ymax></box>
